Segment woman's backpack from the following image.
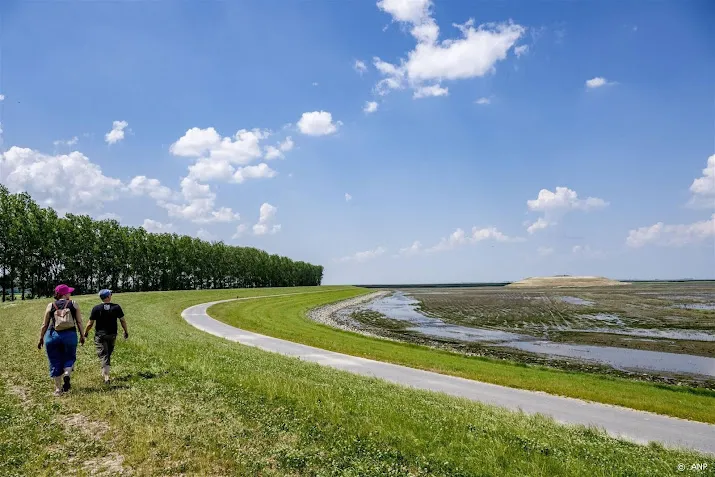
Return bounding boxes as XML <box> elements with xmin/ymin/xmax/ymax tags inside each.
<box><xmin>52</xmin><ymin>300</ymin><xmax>75</xmax><ymax>331</ymax></box>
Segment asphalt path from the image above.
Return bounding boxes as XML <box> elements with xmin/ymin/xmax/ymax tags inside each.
<box><xmin>181</xmin><ymin>294</ymin><xmax>715</xmax><ymax>455</ymax></box>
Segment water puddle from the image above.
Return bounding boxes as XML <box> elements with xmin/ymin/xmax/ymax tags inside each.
<box><xmin>673</xmin><ymin>303</ymin><xmax>715</xmax><ymax>311</ymax></box>
<box><xmin>358</xmin><ymin>292</ymin><xmax>715</xmax><ymax>377</ymax></box>
<box><xmin>564</xmin><ymin>328</ymin><xmax>715</xmax><ymax>342</ymax></box>
<box><xmin>503</xmin><ymin>341</ymin><xmax>715</xmax><ymax>377</ymax></box>
<box><xmin>558</xmin><ymin>296</ymin><xmax>594</xmax><ymax>306</ymax></box>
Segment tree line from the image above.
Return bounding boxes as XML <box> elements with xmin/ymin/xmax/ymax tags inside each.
<box><xmin>0</xmin><ymin>186</ymin><xmax>324</xmax><ymax>300</ymax></box>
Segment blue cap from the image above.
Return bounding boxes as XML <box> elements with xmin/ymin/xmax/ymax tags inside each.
<box><xmin>99</xmin><ymin>289</ymin><xmax>112</xmax><ymax>300</ymax></box>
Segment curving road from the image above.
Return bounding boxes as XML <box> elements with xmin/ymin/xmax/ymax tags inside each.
<box><xmin>182</xmin><ymin>294</ymin><xmax>715</xmax><ymax>455</ymax></box>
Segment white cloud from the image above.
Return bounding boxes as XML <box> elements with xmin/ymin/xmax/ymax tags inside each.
<box><xmin>196</xmin><ymin>228</ymin><xmax>216</xmax><ymax>241</ymax></box>
<box><xmin>159</xmin><ymin>178</ymin><xmax>240</xmax><ymax>224</ymax></box>
<box><xmin>142</xmin><ymin>219</ymin><xmax>174</xmax><ymax>233</ymax></box>
<box><xmin>514</xmin><ymin>45</ymin><xmax>529</xmax><ymax>57</ymax></box>
<box><xmin>527</xmin><ymin>217</ymin><xmax>551</xmax><ymax>234</ymax></box>
<box><xmin>585</xmin><ymin>77</ymin><xmax>615</xmax><ymax>89</ymax></box>
<box><xmin>377</xmin><ymin>0</ymin><xmax>431</xmax><ymax>24</ymax></box>
<box><xmin>297</xmin><ymin>111</ymin><xmax>341</xmax><ymax>136</ymax></box>
<box><xmin>0</xmin><ymin>146</ymin><xmax>122</xmax><ymax>212</ymax></box>
<box><xmin>97</xmin><ymin>212</ymin><xmax>121</xmax><ymax>221</ymax></box>
<box><xmin>232</xmin><ymin>224</ymin><xmax>247</xmax><ymax>239</ymax></box>
<box><xmin>626</xmin><ymin>214</ymin><xmax>715</xmax><ymax>248</ymax></box>
<box><xmin>689</xmin><ymin>154</ymin><xmax>715</xmax><ymax>207</ymax></box>
<box><xmin>572</xmin><ymin>244</ymin><xmax>605</xmax><ymax>258</ymax></box>
<box><xmin>426</xmin><ymin>226</ymin><xmax>522</xmax><ymax>253</ymax></box>
<box><xmin>345</xmin><ymin>193</ymin><xmax>352</xmax><ymax>202</ymax></box>
<box><xmin>128</xmin><ymin>175</ymin><xmax>175</xmax><ymax>201</ymax></box>
<box><xmin>264</xmin><ymin>136</ymin><xmax>294</xmax><ymax>160</ymax></box>
<box><xmin>397</xmin><ymin>240</ymin><xmax>422</xmax><ymax>257</ymax></box>
<box><xmin>105</xmin><ymin>120</ymin><xmax>128</xmax><ymax>144</ymax></box>
<box><xmin>253</xmin><ymin>203</ymin><xmax>281</xmax><ymax>235</ymax></box>
<box><xmin>170</xmin><ymin>127</ymin><xmax>268</xmax><ymax>165</ymax></box>
<box><xmin>53</xmin><ymin>137</ymin><xmax>79</xmax><ymax>147</ymax></box>
<box><xmin>537</xmin><ymin>246</ymin><xmax>554</xmax><ymax>256</ymax></box>
<box><xmin>475</xmin><ymin>97</ymin><xmax>491</xmax><ymax>105</ymax></box>
<box><xmin>337</xmin><ymin>246</ymin><xmax>386</xmax><ymax>263</ymax></box>
<box><xmin>0</xmin><ymin>94</ymin><xmax>4</xmax><ymax>101</ymax></box>
<box><xmin>354</xmin><ymin>60</ymin><xmax>368</xmax><ymax>74</ymax></box>
<box><xmin>363</xmin><ymin>101</ymin><xmax>379</xmax><ymax>113</ymax></box>
<box><xmin>526</xmin><ymin>187</ymin><xmax>607</xmax><ymax>233</ymax></box>
<box><xmin>373</xmin><ymin>1</ymin><xmax>525</xmax><ymax>99</ymax></box>
<box><xmin>527</xmin><ymin>187</ymin><xmax>608</xmax><ymax>212</ymax></box>
<box><xmin>233</xmin><ymin>163</ymin><xmax>277</xmax><ymax>183</ymax></box>
<box><xmin>413</xmin><ymin>84</ymin><xmax>448</xmax><ymax>98</ymax></box>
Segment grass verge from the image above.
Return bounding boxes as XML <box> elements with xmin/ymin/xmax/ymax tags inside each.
<box><xmin>0</xmin><ymin>286</ymin><xmax>710</xmax><ymax>476</ymax></box>
<box><xmin>209</xmin><ymin>288</ymin><xmax>715</xmax><ymax>424</ymax></box>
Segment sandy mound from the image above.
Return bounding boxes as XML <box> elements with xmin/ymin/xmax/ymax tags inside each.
<box><xmin>507</xmin><ymin>276</ymin><xmax>629</xmax><ymax>288</ymax></box>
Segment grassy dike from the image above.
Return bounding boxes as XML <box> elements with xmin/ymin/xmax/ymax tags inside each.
<box><xmin>209</xmin><ymin>288</ymin><xmax>715</xmax><ymax>424</ymax></box>
<box><xmin>0</xmin><ymin>287</ymin><xmax>708</xmax><ymax>476</ymax></box>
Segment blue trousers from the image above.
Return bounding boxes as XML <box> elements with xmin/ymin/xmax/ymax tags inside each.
<box><xmin>45</xmin><ymin>328</ymin><xmax>78</xmax><ymax>378</ymax></box>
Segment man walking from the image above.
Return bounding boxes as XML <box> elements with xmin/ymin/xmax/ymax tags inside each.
<box><xmin>84</xmin><ymin>289</ymin><xmax>128</xmax><ymax>384</ymax></box>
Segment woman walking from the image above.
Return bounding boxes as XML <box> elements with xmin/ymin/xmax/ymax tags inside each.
<box><xmin>38</xmin><ymin>284</ymin><xmax>85</xmax><ymax>395</ymax></box>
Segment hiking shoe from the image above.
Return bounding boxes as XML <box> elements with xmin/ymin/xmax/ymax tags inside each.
<box><xmin>63</xmin><ymin>375</ymin><xmax>71</xmax><ymax>392</ymax></box>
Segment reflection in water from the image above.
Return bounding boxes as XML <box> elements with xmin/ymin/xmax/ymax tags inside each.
<box><xmin>358</xmin><ymin>292</ymin><xmax>715</xmax><ymax>377</ymax></box>
<box><xmin>564</xmin><ymin>327</ymin><xmax>715</xmax><ymax>342</ymax></box>
<box><xmin>504</xmin><ymin>341</ymin><xmax>715</xmax><ymax>377</ymax></box>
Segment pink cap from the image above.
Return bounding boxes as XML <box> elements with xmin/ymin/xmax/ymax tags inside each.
<box><xmin>54</xmin><ymin>284</ymin><xmax>75</xmax><ymax>296</ymax></box>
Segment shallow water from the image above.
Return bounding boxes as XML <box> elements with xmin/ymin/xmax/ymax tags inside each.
<box><xmin>564</xmin><ymin>327</ymin><xmax>715</xmax><ymax>342</ymax></box>
<box><xmin>504</xmin><ymin>341</ymin><xmax>715</xmax><ymax>377</ymax></box>
<box><xmin>360</xmin><ymin>292</ymin><xmax>715</xmax><ymax>377</ymax></box>
<box><xmin>559</xmin><ymin>296</ymin><xmax>594</xmax><ymax>306</ymax></box>
<box><xmin>673</xmin><ymin>303</ymin><xmax>715</xmax><ymax>311</ymax></box>
<box><xmin>578</xmin><ymin>313</ymin><xmax>624</xmax><ymax>325</ymax></box>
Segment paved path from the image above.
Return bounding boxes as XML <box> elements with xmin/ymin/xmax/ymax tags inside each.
<box><xmin>182</xmin><ymin>295</ymin><xmax>715</xmax><ymax>455</ymax></box>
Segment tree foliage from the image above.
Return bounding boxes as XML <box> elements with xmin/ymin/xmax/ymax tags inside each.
<box><xmin>0</xmin><ymin>186</ymin><xmax>323</xmax><ymax>300</ymax></box>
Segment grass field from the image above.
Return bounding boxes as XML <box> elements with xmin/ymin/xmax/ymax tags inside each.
<box><xmin>1</xmin><ymin>287</ymin><xmax>712</xmax><ymax>476</ymax></box>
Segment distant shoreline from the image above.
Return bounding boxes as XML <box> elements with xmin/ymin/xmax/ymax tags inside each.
<box><xmin>354</xmin><ymin>279</ymin><xmax>715</xmax><ymax>288</ymax></box>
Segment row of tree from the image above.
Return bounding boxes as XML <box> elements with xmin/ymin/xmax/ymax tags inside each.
<box><xmin>0</xmin><ymin>186</ymin><xmax>324</xmax><ymax>300</ymax></box>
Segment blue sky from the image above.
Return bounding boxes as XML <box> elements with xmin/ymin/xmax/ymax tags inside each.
<box><xmin>1</xmin><ymin>0</ymin><xmax>713</xmax><ymax>284</ymax></box>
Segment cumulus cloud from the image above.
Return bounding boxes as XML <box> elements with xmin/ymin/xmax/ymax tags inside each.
<box><xmin>373</xmin><ymin>1</ymin><xmax>524</xmax><ymax>99</ymax></box>
<box><xmin>297</xmin><ymin>111</ymin><xmax>341</xmax><ymax>136</ymax></box>
<box><xmin>232</xmin><ymin>224</ymin><xmax>247</xmax><ymax>239</ymax></box>
<box><xmin>345</xmin><ymin>193</ymin><xmax>352</xmax><ymax>202</ymax></box>
<box><xmin>397</xmin><ymin>240</ymin><xmax>422</xmax><ymax>257</ymax></box>
<box><xmin>626</xmin><ymin>214</ymin><xmax>715</xmax><ymax>247</ymax></box>
<box><xmin>337</xmin><ymin>246</ymin><xmax>386</xmax><ymax>263</ymax></box>
<box><xmin>128</xmin><ymin>176</ymin><xmax>176</xmax><ymax>201</ymax></box>
<box><xmin>264</xmin><ymin>136</ymin><xmax>295</xmax><ymax>160</ymax></box>
<box><xmin>526</xmin><ymin>186</ymin><xmax>608</xmax><ymax>233</ymax></box>
<box><xmin>105</xmin><ymin>120</ymin><xmax>128</xmax><ymax>144</ymax></box>
<box><xmin>142</xmin><ymin>219</ymin><xmax>174</xmax><ymax>233</ymax></box>
<box><xmin>425</xmin><ymin>226</ymin><xmax>522</xmax><ymax>253</ymax></box>
<box><xmin>413</xmin><ymin>84</ymin><xmax>448</xmax><ymax>98</ymax></box>
<box><xmin>0</xmin><ymin>146</ymin><xmax>122</xmax><ymax>212</ymax></box>
<box><xmin>354</xmin><ymin>60</ymin><xmax>368</xmax><ymax>74</ymax></box>
<box><xmin>53</xmin><ymin>137</ymin><xmax>79</xmax><ymax>147</ymax></box>
<box><xmin>527</xmin><ymin>217</ymin><xmax>551</xmax><ymax>234</ymax></box>
<box><xmin>253</xmin><ymin>203</ymin><xmax>281</xmax><ymax>235</ymax></box>
<box><xmin>160</xmin><ymin>178</ymin><xmax>240</xmax><ymax>224</ymax></box>
<box><xmin>475</xmin><ymin>97</ymin><xmax>491</xmax><ymax>105</ymax></box>
<box><xmin>363</xmin><ymin>101</ymin><xmax>379</xmax><ymax>113</ymax></box>
<box><xmin>233</xmin><ymin>163</ymin><xmax>277</xmax><ymax>183</ymax></box>
<box><xmin>196</xmin><ymin>228</ymin><xmax>216</xmax><ymax>241</ymax></box>
<box><xmin>689</xmin><ymin>154</ymin><xmax>715</xmax><ymax>207</ymax></box>
<box><xmin>585</xmin><ymin>77</ymin><xmax>616</xmax><ymax>89</ymax></box>
<box><xmin>171</xmin><ymin>127</ymin><xmax>268</xmax><ymax>165</ymax></box>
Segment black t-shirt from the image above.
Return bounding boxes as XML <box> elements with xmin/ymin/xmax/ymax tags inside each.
<box><xmin>89</xmin><ymin>302</ymin><xmax>125</xmax><ymax>335</ymax></box>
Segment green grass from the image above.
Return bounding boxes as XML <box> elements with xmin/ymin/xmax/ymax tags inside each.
<box><xmin>209</xmin><ymin>288</ymin><xmax>715</xmax><ymax>424</ymax></box>
<box><xmin>0</xmin><ymin>287</ymin><xmax>710</xmax><ymax>476</ymax></box>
